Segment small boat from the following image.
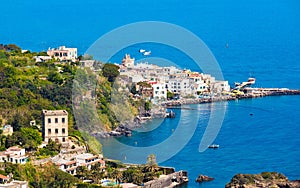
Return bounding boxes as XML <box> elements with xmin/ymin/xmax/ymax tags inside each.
<box><xmin>208</xmin><ymin>144</ymin><xmax>219</xmax><ymax>149</ymax></box>
<box><xmin>247</xmin><ymin>77</ymin><xmax>256</xmax><ymax>84</ymax></box>
<box><xmin>139</xmin><ymin>49</ymin><xmax>146</xmax><ymax>53</ymax></box>
<box><xmin>143</xmin><ymin>51</ymin><xmax>151</xmax><ymax>56</ymax></box>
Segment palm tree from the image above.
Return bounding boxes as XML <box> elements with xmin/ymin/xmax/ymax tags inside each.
<box><xmin>145</xmin><ymin>154</ymin><xmax>158</xmax><ymax>173</ymax></box>
<box><xmin>112</xmin><ymin>168</ymin><xmax>123</xmax><ymax>184</ymax></box>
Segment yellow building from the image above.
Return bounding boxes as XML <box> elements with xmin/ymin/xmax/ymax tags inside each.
<box><xmin>42</xmin><ymin>110</ymin><xmax>68</xmax><ymax>144</ymax></box>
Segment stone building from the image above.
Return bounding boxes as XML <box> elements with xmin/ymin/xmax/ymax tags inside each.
<box><xmin>121</xmin><ymin>54</ymin><xmax>135</xmax><ymax>67</ymax></box>
<box><xmin>42</xmin><ymin>110</ymin><xmax>68</xmax><ymax>144</ymax></box>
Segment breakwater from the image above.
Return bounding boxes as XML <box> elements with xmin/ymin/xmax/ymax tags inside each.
<box><xmin>162</xmin><ymin>88</ymin><xmax>300</xmax><ymax>106</ymax></box>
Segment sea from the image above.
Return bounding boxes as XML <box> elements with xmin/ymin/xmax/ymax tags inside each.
<box><xmin>1</xmin><ymin>0</ymin><xmax>300</xmax><ymax>187</ymax></box>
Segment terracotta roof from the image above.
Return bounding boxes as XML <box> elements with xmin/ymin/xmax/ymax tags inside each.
<box><xmin>65</xmin><ymin>160</ymin><xmax>76</xmax><ymax>165</ymax></box>
<box><xmin>66</xmin><ymin>166</ymin><xmax>77</xmax><ymax>171</ymax></box>
<box><xmin>8</xmin><ymin>146</ymin><xmax>22</xmax><ymax>151</ymax></box>
<box><xmin>0</xmin><ymin>174</ymin><xmax>8</xmax><ymax>179</ymax></box>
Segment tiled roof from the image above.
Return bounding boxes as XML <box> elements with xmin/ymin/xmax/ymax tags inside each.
<box><xmin>0</xmin><ymin>174</ymin><xmax>8</xmax><ymax>179</ymax></box>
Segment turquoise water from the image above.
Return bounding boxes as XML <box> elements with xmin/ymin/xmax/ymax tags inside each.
<box><xmin>1</xmin><ymin>0</ymin><xmax>300</xmax><ymax>187</ymax></box>
<box><xmin>101</xmin><ymin>96</ymin><xmax>300</xmax><ymax>187</ymax></box>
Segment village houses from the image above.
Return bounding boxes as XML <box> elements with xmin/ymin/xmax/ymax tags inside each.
<box><xmin>118</xmin><ymin>54</ymin><xmax>230</xmax><ymax>99</ymax></box>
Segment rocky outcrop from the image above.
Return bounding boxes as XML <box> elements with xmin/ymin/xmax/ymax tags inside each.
<box><xmin>93</xmin><ymin>125</ymin><xmax>133</xmax><ymax>138</ymax></box>
<box><xmin>196</xmin><ymin>174</ymin><xmax>214</xmax><ymax>183</ymax></box>
<box><xmin>225</xmin><ymin>172</ymin><xmax>300</xmax><ymax>188</ymax></box>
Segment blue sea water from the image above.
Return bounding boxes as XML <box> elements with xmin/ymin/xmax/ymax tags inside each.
<box><xmin>1</xmin><ymin>0</ymin><xmax>300</xmax><ymax>187</ymax></box>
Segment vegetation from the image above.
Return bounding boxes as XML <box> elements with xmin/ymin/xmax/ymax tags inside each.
<box><xmin>0</xmin><ymin>44</ymin><xmax>162</xmax><ymax>187</ymax></box>
<box><xmin>226</xmin><ymin>172</ymin><xmax>289</xmax><ymax>188</ymax></box>
<box><xmin>101</xmin><ymin>63</ymin><xmax>120</xmax><ymax>82</ymax></box>
<box><xmin>0</xmin><ymin>162</ymin><xmax>79</xmax><ymax>187</ymax></box>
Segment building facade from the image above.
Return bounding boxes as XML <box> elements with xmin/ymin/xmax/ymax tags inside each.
<box><xmin>0</xmin><ymin>146</ymin><xmax>28</xmax><ymax>164</ymax></box>
<box><xmin>42</xmin><ymin>110</ymin><xmax>68</xmax><ymax>144</ymax></box>
<box><xmin>151</xmin><ymin>82</ymin><xmax>167</xmax><ymax>99</ymax></box>
<box><xmin>47</xmin><ymin>46</ymin><xmax>77</xmax><ymax>62</ymax></box>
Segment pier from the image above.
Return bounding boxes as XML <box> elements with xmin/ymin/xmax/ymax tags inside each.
<box><xmin>163</xmin><ymin>88</ymin><xmax>300</xmax><ymax>107</ymax></box>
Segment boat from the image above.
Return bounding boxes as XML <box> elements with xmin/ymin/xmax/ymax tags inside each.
<box><xmin>247</xmin><ymin>77</ymin><xmax>256</xmax><ymax>84</ymax></box>
<box><xmin>143</xmin><ymin>51</ymin><xmax>151</xmax><ymax>56</ymax></box>
<box><xmin>208</xmin><ymin>144</ymin><xmax>219</xmax><ymax>149</ymax></box>
<box><xmin>139</xmin><ymin>49</ymin><xmax>146</xmax><ymax>53</ymax></box>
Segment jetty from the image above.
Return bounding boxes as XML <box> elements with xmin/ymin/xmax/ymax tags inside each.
<box><xmin>163</xmin><ymin>88</ymin><xmax>300</xmax><ymax>107</ymax></box>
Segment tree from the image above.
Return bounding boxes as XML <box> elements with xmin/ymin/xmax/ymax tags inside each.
<box><xmin>145</xmin><ymin>154</ymin><xmax>158</xmax><ymax>174</ymax></box>
<box><xmin>20</xmin><ymin>127</ymin><xmax>42</xmax><ymax>150</ymax></box>
<box><xmin>130</xmin><ymin>84</ymin><xmax>138</xmax><ymax>95</ymax></box>
<box><xmin>102</xmin><ymin>63</ymin><xmax>120</xmax><ymax>82</ymax></box>
<box><xmin>38</xmin><ymin>139</ymin><xmax>61</xmax><ymax>156</ymax></box>
<box><xmin>111</xmin><ymin>168</ymin><xmax>123</xmax><ymax>184</ymax></box>
<box><xmin>147</xmin><ymin>154</ymin><xmax>157</xmax><ymax>167</ymax></box>
<box><xmin>167</xmin><ymin>90</ymin><xmax>175</xmax><ymax>99</ymax></box>
<box><xmin>144</xmin><ymin>100</ymin><xmax>151</xmax><ymax>111</ymax></box>
<box><xmin>76</xmin><ymin>166</ymin><xmax>90</xmax><ymax>180</ymax></box>
<box><xmin>47</xmin><ymin>71</ymin><xmax>63</xmax><ymax>85</ymax></box>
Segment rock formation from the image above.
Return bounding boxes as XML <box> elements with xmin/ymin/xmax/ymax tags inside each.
<box><xmin>225</xmin><ymin>172</ymin><xmax>300</xmax><ymax>188</ymax></box>
<box><xmin>196</xmin><ymin>174</ymin><xmax>214</xmax><ymax>183</ymax></box>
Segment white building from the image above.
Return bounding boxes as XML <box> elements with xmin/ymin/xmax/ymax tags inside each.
<box><xmin>0</xmin><ymin>146</ymin><xmax>28</xmax><ymax>164</ymax></box>
<box><xmin>47</xmin><ymin>46</ymin><xmax>77</xmax><ymax>62</ymax></box>
<box><xmin>211</xmin><ymin>81</ymin><xmax>230</xmax><ymax>93</ymax></box>
<box><xmin>168</xmin><ymin>78</ymin><xmax>196</xmax><ymax>97</ymax></box>
<box><xmin>75</xmin><ymin>153</ymin><xmax>105</xmax><ymax>170</ymax></box>
<box><xmin>33</xmin><ymin>56</ymin><xmax>52</xmax><ymax>63</ymax></box>
<box><xmin>150</xmin><ymin>82</ymin><xmax>167</xmax><ymax>99</ymax></box>
<box><xmin>52</xmin><ymin>153</ymin><xmax>105</xmax><ymax>175</ymax></box>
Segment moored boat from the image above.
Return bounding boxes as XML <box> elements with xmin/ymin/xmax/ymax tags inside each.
<box><xmin>139</xmin><ymin>49</ymin><xmax>146</xmax><ymax>53</ymax></box>
<box><xmin>143</xmin><ymin>51</ymin><xmax>151</xmax><ymax>56</ymax></box>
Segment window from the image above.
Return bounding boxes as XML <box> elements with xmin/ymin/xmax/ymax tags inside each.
<box><xmin>48</xmin><ymin>118</ymin><xmax>51</xmax><ymax>123</ymax></box>
<box><xmin>62</xmin><ymin>137</ymin><xmax>66</xmax><ymax>142</ymax></box>
<box><xmin>55</xmin><ymin>118</ymin><xmax>58</xmax><ymax>123</ymax></box>
<box><xmin>62</xmin><ymin>128</ymin><xmax>65</xmax><ymax>134</ymax></box>
<box><xmin>62</xmin><ymin>118</ymin><xmax>65</xmax><ymax>123</ymax></box>
<box><xmin>48</xmin><ymin>129</ymin><xmax>51</xmax><ymax>134</ymax></box>
<box><xmin>55</xmin><ymin>129</ymin><xmax>58</xmax><ymax>134</ymax></box>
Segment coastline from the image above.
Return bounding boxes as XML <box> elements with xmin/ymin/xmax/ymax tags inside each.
<box><xmin>94</xmin><ymin>88</ymin><xmax>300</xmax><ymax>138</ymax></box>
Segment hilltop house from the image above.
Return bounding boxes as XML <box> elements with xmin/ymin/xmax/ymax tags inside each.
<box><xmin>47</xmin><ymin>46</ymin><xmax>77</xmax><ymax>62</ymax></box>
<box><xmin>0</xmin><ymin>146</ymin><xmax>28</xmax><ymax>164</ymax></box>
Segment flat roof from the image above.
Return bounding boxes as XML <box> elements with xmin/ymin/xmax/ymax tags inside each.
<box><xmin>42</xmin><ymin>110</ymin><xmax>68</xmax><ymax>116</ymax></box>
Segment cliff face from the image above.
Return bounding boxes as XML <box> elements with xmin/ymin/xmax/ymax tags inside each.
<box><xmin>225</xmin><ymin>172</ymin><xmax>300</xmax><ymax>188</ymax></box>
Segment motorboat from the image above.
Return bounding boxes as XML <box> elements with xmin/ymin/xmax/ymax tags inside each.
<box><xmin>143</xmin><ymin>51</ymin><xmax>151</xmax><ymax>56</ymax></box>
<box><xmin>208</xmin><ymin>144</ymin><xmax>219</xmax><ymax>149</ymax></box>
<box><xmin>139</xmin><ymin>49</ymin><xmax>146</xmax><ymax>53</ymax></box>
